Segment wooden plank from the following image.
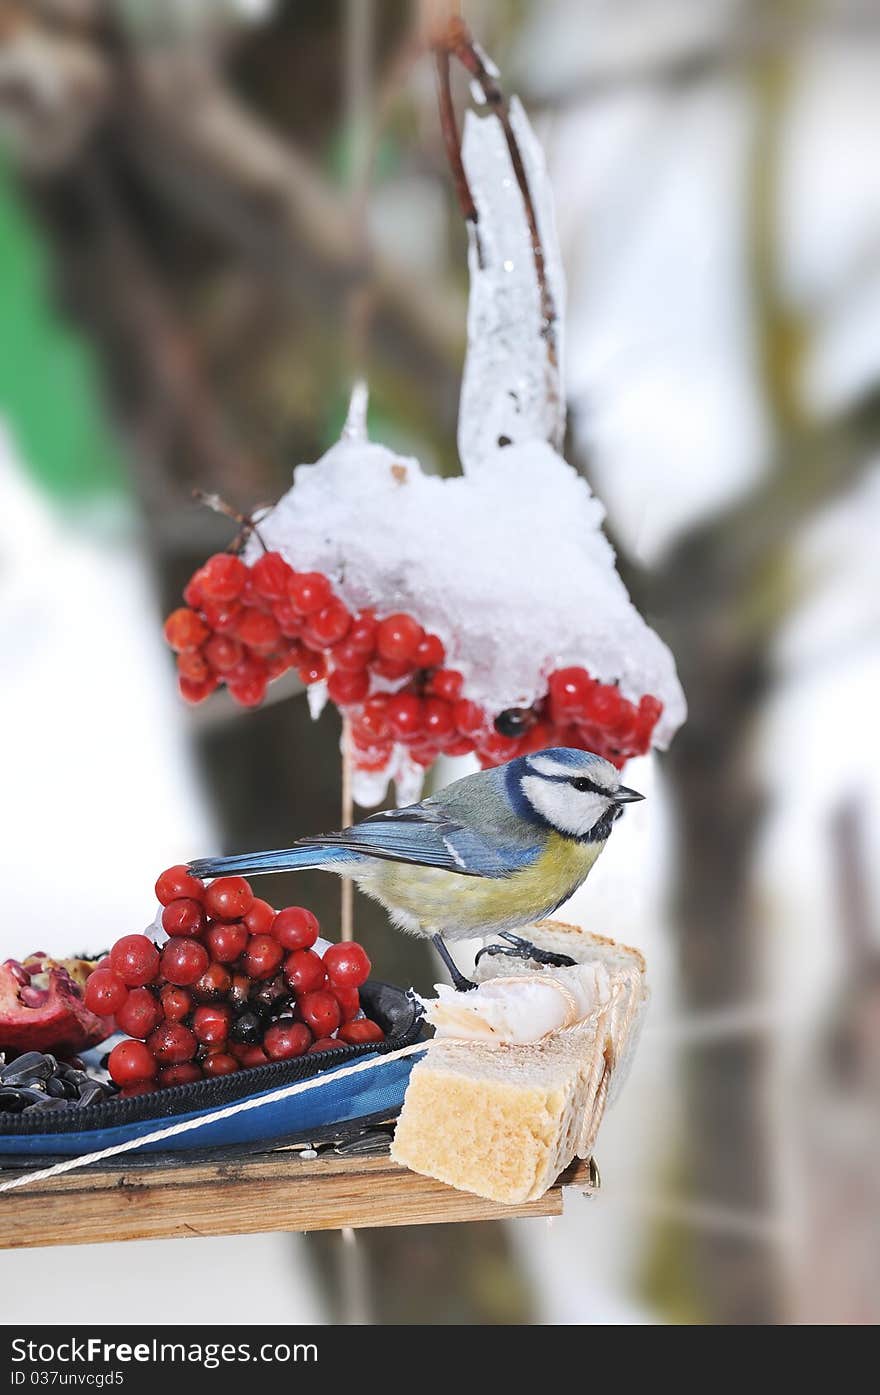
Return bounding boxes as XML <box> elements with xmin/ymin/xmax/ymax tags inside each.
<box><xmin>0</xmin><ymin>1151</ymin><xmax>596</xmax><ymax>1249</ymax></box>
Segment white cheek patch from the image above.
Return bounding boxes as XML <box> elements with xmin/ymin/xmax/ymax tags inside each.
<box><xmin>521</xmin><ymin>775</ymin><xmax>609</xmax><ymax>838</ymax></box>
<box><xmin>526</xmin><ymin>754</ymin><xmax>618</xmax><ymax>793</ymax></box>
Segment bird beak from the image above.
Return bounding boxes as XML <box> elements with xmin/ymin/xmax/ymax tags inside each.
<box><xmin>615</xmin><ymin>785</ymin><xmax>645</xmax><ymax>804</ymax></box>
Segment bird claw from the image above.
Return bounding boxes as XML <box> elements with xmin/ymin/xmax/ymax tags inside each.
<box><xmin>475</xmin><ymin>932</ymin><xmax>577</xmax><ymax>970</ymax></box>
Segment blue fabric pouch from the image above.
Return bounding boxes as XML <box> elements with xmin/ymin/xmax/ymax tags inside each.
<box><xmin>0</xmin><ymin>981</ymin><xmax>424</xmax><ymax>1160</ymax></box>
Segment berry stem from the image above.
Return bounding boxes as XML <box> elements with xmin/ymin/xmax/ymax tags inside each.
<box><xmin>340</xmin><ymin>716</ymin><xmax>355</xmax><ymax>942</ymax></box>
<box><xmin>191</xmin><ymin>489</ymin><xmax>271</xmax><ymax>554</ymax></box>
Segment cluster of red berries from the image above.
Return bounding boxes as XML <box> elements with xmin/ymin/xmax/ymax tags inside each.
<box><xmin>84</xmin><ymin>867</ymin><xmax>383</xmax><ymax>1095</ymax></box>
<box><xmin>164</xmin><ymin>549</ymin><xmax>663</xmax><ymax>773</ymax></box>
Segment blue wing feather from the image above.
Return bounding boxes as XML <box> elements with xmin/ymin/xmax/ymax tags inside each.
<box><xmin>296</xmin><ymin>806</ymin><xmax>538</xmax><ymax>878</ymax></box>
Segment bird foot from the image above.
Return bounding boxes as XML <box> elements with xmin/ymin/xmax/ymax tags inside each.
<box><xmin>474</xmin><ymin>932</ymin><xmax>577</xmax><ymax>971</ymax></box>
<box><xmin>431</xmin><ymin>935</ymin><xmax>477</xmax><ymax>992</ymax></box>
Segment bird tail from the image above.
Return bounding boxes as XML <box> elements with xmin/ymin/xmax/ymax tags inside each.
<box><xmin>188</xmin><ymin>844</ymin><xmax>346</xmax><ymax>880</ymax></box>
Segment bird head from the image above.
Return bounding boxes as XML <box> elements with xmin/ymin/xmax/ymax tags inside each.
<box><xmin>515</xmin><ymin>747</ymin><xmax>644</xmax><ymax>842</ymax></box>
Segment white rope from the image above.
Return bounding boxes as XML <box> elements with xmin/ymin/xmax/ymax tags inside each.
<box><xmin>0</xmin><ymin>1042</ymin><xmax>426</xmax><ymax>1195</ymax></box>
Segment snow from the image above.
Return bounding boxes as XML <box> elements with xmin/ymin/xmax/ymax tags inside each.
<box><xmin>252</xmin><ymin>430</ymin><xmax>685</xmax><ymax>804</ymax></box>
<box><xmin>458</xmin><ymin>97</ymin><xmax>566</xmax><ymax>467</ymax></box>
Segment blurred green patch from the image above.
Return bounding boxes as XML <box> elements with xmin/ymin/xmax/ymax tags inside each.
<box><xmin>0</xmin><ymin>157</ymin><xmax>126</xmax><ymax>507</ymax></box>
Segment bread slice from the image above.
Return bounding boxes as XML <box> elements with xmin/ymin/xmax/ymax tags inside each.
<box><xmin>391</xmin><ymin>922</ymin><xmax>647</xmax><ymax>1204</ymax></box>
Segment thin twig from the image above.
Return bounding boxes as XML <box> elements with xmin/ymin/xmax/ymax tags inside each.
<box><xmin>433</xmin><ymin>45</ymin><xmax>477</xmax><ymax>225</ymax></box>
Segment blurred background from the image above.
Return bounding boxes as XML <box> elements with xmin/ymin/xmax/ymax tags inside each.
<box><xmin>1</xmin><ymin>0</ymin><xmax>879</xmax><ymax>1325</ymax></box>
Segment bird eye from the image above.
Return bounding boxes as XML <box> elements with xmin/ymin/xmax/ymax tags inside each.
<box><xmin>571</xmin><ymin>778</ymin><xmax>593</xmax><ymax>793</ymax></box>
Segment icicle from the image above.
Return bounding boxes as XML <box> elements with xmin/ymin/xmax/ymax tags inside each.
<box><xmin>342</xmin><ymin>380</ymin><xmax>369</xmax><ymax>443</ymax></box>
<box><xmin>457</xmin><ymin>98</ymin><xmax>566</xmax><ymax>471</ymax></box>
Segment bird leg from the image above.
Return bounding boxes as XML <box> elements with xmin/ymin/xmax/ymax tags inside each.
<box><xmin>474</xmin><ymin>931</ymin><xmax>577</xmax><ymax>970</ymax></box>
<box><xmin>431</xmin><ymin>934</ymin><xmax>476</xmax><ymax>992</ymax></box>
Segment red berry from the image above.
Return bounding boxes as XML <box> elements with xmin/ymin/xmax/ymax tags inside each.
<box><xmin>177</xmin><ymin>649</ymin><xmax>210</xmax><ymax>683</ymax></box>
<box><xmin>427</xmin><ymin>669</ymin><xmax>463</xmax><ymax>702</ymax></box>
<box><xmin>548</xmin><ymin>667</ymin><xmax>594</xmax><ymax>722</ymax></box>
<box><xmin>192</xmin><ymin>962</ymin><xmax>232</xmax><ymax>1002</ymax></box>
<box><xmin>235</xmin><ymin>1044</ymin><xmax>269</xmax><ymax>1068</ymax></box>
<box><xmin>147</xmin><ymin>1022</ymin><xmax>197</xmax><ymax>1065</ymax></box>
<box><xmin>115</xmin><ymin>987</ymin><xmax>163</xmax><ymax>1040</ymax></box>
<box><xmin>204</xmin><ymin>920</ymin><xmax>249</xmax><ymax>963</ymax></box>
<box><xmin>423</xmin><ymin>697</ymin><xmax>454</xmax><ymax>742</ymax></box>
<box><xmin>287</xmin><ymin>572</ymin><xmax>332</xmax><ymax>615</ymax></box>
<box><xmin>327</xmin><ymin>668</ymin><xmax>369</xmax><ymax>705</ymax></box>
<box><xmin>199</xmin><ymin>553</ymin><xmax>247</xmax><ymax>602</ymax></box>
<box><xmin>330</xmin><ymin>638</ymin><xmax>371</xmax><ymax>673</ymax></box>
<box><xmin>203</xmin><ymin>634</ymin><xmax>244</xmax><ymax>673</ymax></box>
<box><xmin>331</xmin><ymin>983</ymin><xmax>361</xmax><ymax>1022</ymax></box>
<box><xmin>161</xmin><ymin>898</ymin><xmax>205</xmax><ymax>938</ymax></box>
<box><xmin>235</xmin><ymin>608</ymin><xmax>281</xmax><ymax>655</ymax></box>
<box><xmin>250</xmin><ymin>551</ymin><xmax>293</xmax><ymax>601</ymax></box>
<box><xmin>160</xmin><ymin>937</ymin><xmax>209</xmax><ymax>988</ymax></box>
<box><xmin>179</xmin><ymin>674</ymin><xmax>219</xmax><ymax>704</ymax></box>
<box><xmin>283</xmin><ymin>949</ymin><xmax>326</xmax><ymax>995</ymax></box>
<box><xmin>205</xmin><ymin>877</ymin><xmax>254</xmax><ymax>921</ymax></box>
<box><xmin>272</xmin><ymin>598</ymin><xmax>305</xmax><ymax>637</ymax></box>
<box><xmin>302</xmin><ymin>600</ymin><xmax>352</xmax><ymax>649</ymax></box>
<box><xmin>201</xmin><ymin>599</ymin><xmax>242</xmax><ymax>634</ymax></box>
<box><xmin>272</xmin><ymin>907</ymin><xmax>319</xmax><ymax>951</ymax></box>
<box><xmin>120</xmin><ymin>1080</ymin><xmax>158</xmax><ymax>1098</ymax></box>
<box><xmin>298</xmin><ymin>655</ymin><xmax>328</xmax><ymax>686</ymax></box>
<box><xmin>353</xmin><ymin>696</ymin><xmax>390</xmax><ymax>743</ymax></box>
<box><xmin>243</xmin><ymin>934</ymin><xmax>284</xmax><ymax>981</ymax></box>
<box><xmin>183</xmin><ymin>567</ymin><xmax>207</xmax><ymax>608</ymax></box>
<box><xmin>227</xmin><ymin>673</ymin><xmax>268</xmax><ymax>707</ymax></box>
<box><xmin>370</xmin><ymin>655</ymin><xmax>415</xmax><ymax>681</ymax></box>
<box><xmin>376</xmin><ymin>613</ymin><xmax>424</xmax><ymax>663</ymax></box>
<box><xmin>635</xmin><ymin>695</ymin><xmax>663</xmax><ymax>749</ymax></box>
<box><xmin>263</xmin><ymin>1021</ymin><xmax>312</xmax><ymax>1060</ymax></box>
<box><xmin>338</xmin><ymin>1018</ymin><xmax>385</xmax><ymax>1045</ymax></box>
<box><xmin>408</xmin><ymin>741</ymin><xmax>440</xmax><ymax>768</ymax></box>
<box><xmin>477</xmin><ymin>731</ymin><xmax>523</xmax><ymax>765</ymax></box>
<box><xmin>308</xmin><ymin>1037</ymin><xmax>344</xmax><ymax>1054</ymax></box>
<box><xmin>385</xmin><ymin>693</ymin><xmax>423</xmax><ymax>739</ymax></box>
<box><xmin>583</xmin><ymin>682</ymin><xmax>621</xmax><ymax>726</ymax></box>
<box><xmin>202</xmin><ymin>1052</ymin><xmax>239</xmax><ymax>1077</ymax></box>
<box><xmin>242</xmin><ymin>898</ymin><xmax>276</xmax><ymax>937</ymax></box>
<box><xmin>354</xmin><ymin>746</ymin><xmax>393</xmax><ymax>773</ymax></box>
<box><xmin>192</xmin><ymin>1003</ymin><xmax>232</xmax><ymax>1046</ymax></box>
<box><xmin>240</xmin><ymin>572</ymin><xmax>273</xmax><ymax>611</ymax></box>
<box><xmin>164</xmin><ymin>608</ymin><xmax>209</xmax><ymax>653</ymax></box>
<box><xmin>323</xmin><ymin>941</ymin><xmax>371</xmax><ymax>988</ymax></box>
<box><xmin>159</xmin><ymin>1063</ymin><xmax>202</xmax><ymax>1088</ymax></box>
<box><xmin>83</xmin><ymin>968</ymin><xmax>128</xmax><ymax>1016</ymax></box>
<box><xmin>160</xmin><ymin>985</ymin><xmax>192</xmax><ymax>1022</ymax></box>
<box><xmin>108</xmin><ymin>1039</ymin><xmax>157</xmax><ymax>1085</ymax></box>
<box><xmin>453</xmin><ymin>699</ymin><xmax>487</xmax><ymax>737</ymax></box>
<box><xmin>155</xmin><ymin>865</ymin><xmax>206</xmax><ymax>906</ymax></box>
<box><xmin>444</xmin><ymin>736</ymin><xmax>475</xmax><ymax>757</ymax></box>
<box><xmin>109</xmin><ymin>935</ymin><xmax>160</xmax><ymax>988</ymax></box>
<box><xmin>414</xmin><ymin>633</ymin><xmax>445</xmax><ymax>669</ymax></box>
<box><xmin>299</xmin><ymin>990</ymin><xmax>341</xmax><ymax>1037</ymax></box>
<box><xmin>348</xmin><ymin>610</ymin><xmax>377</xmax><ymax>651</ymax></box>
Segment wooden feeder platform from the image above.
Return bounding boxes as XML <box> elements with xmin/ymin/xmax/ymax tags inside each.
<box><xmin>0</xmin><ymin>1135</ymin><xmax>599</xmax><ymax>1250</ymax></box>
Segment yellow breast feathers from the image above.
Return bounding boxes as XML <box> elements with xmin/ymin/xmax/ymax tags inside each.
<box><xmin>356</xmin><ymin>831</ymin><xmax>605</xmax><ymax>939</ymax></box>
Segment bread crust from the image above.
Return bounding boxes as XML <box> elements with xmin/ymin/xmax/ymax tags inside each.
<box><xmin>391</xmin><ymin>921</ymin><xmax>648</xmax><ymax>1204</ymax></box>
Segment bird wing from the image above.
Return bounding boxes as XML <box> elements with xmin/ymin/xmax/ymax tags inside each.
<box><xmin>295</xmin><ymin>803</ymin><xmax>538</xmax><ymax>879</ymax></box>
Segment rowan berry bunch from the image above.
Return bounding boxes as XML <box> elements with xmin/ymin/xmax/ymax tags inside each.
<box><xmin>85</xmin><ymin>867</ymin><xmax>383</xmax><ymax>1096</ymax></box>
<box><xmin>164</xmin><ymin>549</ymin><xmax>663</xmax><ymax>777</ymax></box>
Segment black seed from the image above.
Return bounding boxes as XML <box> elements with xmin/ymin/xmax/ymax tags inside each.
<box><xmin>231</xmin><ymin>1009</ymin><xmax>263</xmax><ymax>1044</ymax></box>
<box><xmin>494</xmin><ymin>707</ymin><xmax>537</xmax><ymax>738</ymax></box>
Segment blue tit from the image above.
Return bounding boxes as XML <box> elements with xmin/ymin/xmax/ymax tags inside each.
<box><xmin>189</xmin><ymin>747</ymin><xmax>644</xmax><ymax>990</ymax></box>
